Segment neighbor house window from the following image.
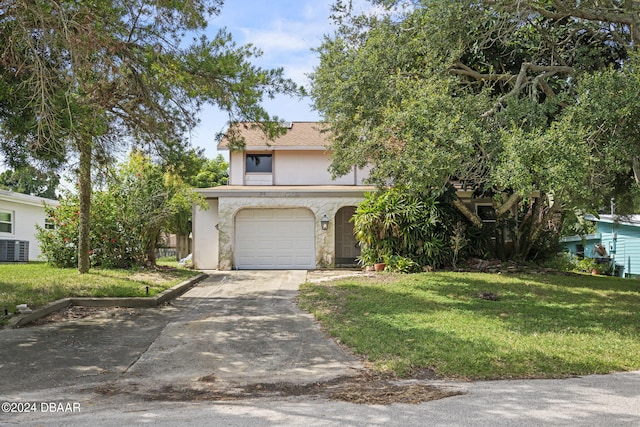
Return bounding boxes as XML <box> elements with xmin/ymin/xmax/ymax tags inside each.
<box><xmin>45</xmin><ymin>216</ymin><xmax>55</xmax><ymax>230</ymax></box>
<box><xmin>0</xmin><ymin>210</ymin><xmax>13</xmax><ymax>234</ymax></box>
<box><xmin>246</xmin><ymin>154</ymin><xmax>272</xmax><ymax>173</ymax></box>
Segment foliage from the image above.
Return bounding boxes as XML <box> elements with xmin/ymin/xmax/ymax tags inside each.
<box><xmin>311</xmin><ymin>0</ymin><xmax>640</xmax><ymax>261</ymax></box>
<box><xmin>541</xmin><ymin>252</ymin><xmax>576</xmax><ymax>273</ymax></box>
<box><xmin>574</xmin><ymin>257</ymin><xmax>598</xmax><ymax>274</ymax></box>
<box><xmin>353</xmin><ymin>187</ymin><xmax>471</xmax><ymax>268</ymax></box>
<box><xmin>383</xmin><ymin>255</ymin><xmax>422</xmax><ymax>273</ymax></box>
<box><xmin>188</xmin><ymin>154</ymin><xmax>229</xmax><ymax>188</ymax></box>
<box><xmin>159</xmin><ymin>148</ymin><xmax>228</xmax><ymax>188</ymax></box>
<box><xmin>0</xmin><ymin>0</ymin><xmax>298</xmax><ymax>272</ymax></box>
<box><xmin>0</xmin><ymin>262</ymin><xmax>198</xmax><ymax>317</ymax></box>
<box><xmin>37</xmin><ymin>152</ymin><xmax>205</xmax><ymax>268</ymax></box>
<box><xmin>299</xmin><ymin>272</ymin><xmax>640</xmax><ymax>379</ymax></box>
<box><xmin>38</xmin><ymin>191</ymin><xmax>140</xmax><ymax>268</ymax></box>
<box><xmin>0</xmin><ymin>165</ymin><xmax>59</xmax><ymax>199</ymax></box>
<box><xmin>161</xmin><ymin>150</ymin><xmax>226</xmax><ymax>260</ymax></box>
<box><xmin>570</xmin><ymin>257</ymin><xmax>616</xmax><ymax>276</ymax></box>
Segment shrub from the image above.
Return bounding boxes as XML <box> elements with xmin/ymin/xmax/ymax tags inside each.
<box><xmin>37</xmin><ymin>152</ymin><xmax>205</xmax><ymax>269</ymax></box>
<box><xmin>37</xmin><ymin>192</ymin><xmax>144</xmax><ymax>268</ymax></box>
<box><xmin>384</xmin><ymin>255</ymin><xmax>422</xmax><ymax>273</ymax></box>
<box><xmin>353</xmin><ymin>186</ymin><xmax>469</xmax><ymax>269</ymax></box>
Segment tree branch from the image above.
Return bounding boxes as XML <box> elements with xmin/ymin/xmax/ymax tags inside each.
<box><xmin>495</xmin><ymin>192</ymin><xmax>522</xmax><ymax>217</ymax></box>
<box><xmin>453</xmin><ymin>198</ymin><xmax>483</xmax><ymax>227</ymax></box>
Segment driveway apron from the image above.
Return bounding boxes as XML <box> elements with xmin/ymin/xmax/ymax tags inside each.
<box><xmin>119</xmin><ymin>270</ymin><xmax>363</xmax><ymax>389</ymax></box>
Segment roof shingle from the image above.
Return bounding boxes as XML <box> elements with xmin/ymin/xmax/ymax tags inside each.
<box><xmin>218</xmin><ymin>122</ymin><xmax>330</xmax><ymax>150</ymax></box>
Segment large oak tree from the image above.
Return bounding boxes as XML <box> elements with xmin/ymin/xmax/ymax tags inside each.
<box><xmin>311</xmin><ymin>0</ymin><xmax>640</xmax><ymax>260</ymax></box>
<box><xmin>0</xmin><ymin>0</ymin><xmax>298</xmax><ymax>272</ymax></box>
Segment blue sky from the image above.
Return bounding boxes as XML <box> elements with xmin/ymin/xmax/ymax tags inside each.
<box><xmin>193</xmin><ymin>1</ymin><xmax>335</xmax><ymax>158</ymax></box>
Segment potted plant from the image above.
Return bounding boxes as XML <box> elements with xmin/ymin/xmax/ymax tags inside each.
<box><xmin>374</xmin><ymin>261</ymin><xmax>386</xmax><ymax>271</ymax></box>
<box><xmin>357</xmin><ymin>247</ymin><xmax>388</xmax><ymax>271</ymax></box>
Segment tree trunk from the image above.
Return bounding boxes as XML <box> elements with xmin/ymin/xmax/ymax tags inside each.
<box><xmin>147</xmin><ymin>235</ymin><xmax>157</xmax><ymax>267</ymax></box>
<box><xmin>77</xmin><ymin>139</ymin><xmax>92</xmax><ymax>274</ymax></box>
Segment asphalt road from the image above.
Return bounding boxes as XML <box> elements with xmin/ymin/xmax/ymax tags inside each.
<box><xmin>1</xmin><ymin>270</ymin><xmax>639</xmax><ymax>426</ymax></box>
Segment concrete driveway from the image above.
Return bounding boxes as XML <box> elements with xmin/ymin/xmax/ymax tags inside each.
<box><xmin>0</xmin><ymin>271</ymin><xmax>362</xmax><ymax>395</ymax></box>
<box><xmin>118</xmin><ymin>270</ymin><xmax>363</xmax><ymax>391</ymax></box>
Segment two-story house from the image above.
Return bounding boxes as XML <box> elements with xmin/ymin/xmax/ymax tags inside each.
<box><xmin>192</xmin><ymin>122</ymin><xmax>374</xmax><ymax>270</ymax></box>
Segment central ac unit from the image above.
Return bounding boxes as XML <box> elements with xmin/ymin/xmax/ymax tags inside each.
<box><xmin>0</xmin><ymin>240</ymin><xmax>29</xmax><ymax>262</ymax></box>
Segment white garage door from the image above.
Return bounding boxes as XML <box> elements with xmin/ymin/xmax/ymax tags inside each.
<box><xmin>235</xmin><ymin>208</ymin><xmax>315</xmax><ymax>269</ymax></box>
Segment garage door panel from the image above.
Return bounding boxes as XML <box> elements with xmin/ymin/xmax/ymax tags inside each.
<box><xmin>235</xmin><ymin>208</ymin><xmax>315</xmax><ymax>269</ymax></box>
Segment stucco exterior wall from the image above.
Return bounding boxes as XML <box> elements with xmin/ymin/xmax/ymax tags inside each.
<box><xmin>226</xmin><ymin>150</ymin><xmax>371</xmax><ymax>186</ymax></box>
<box><xmin>192</xmin><ymin>199</ymin><xmax>219</xmax><ymax>270</ymax></box>
<box><xmin>229</xmin><ymin>151</ymin><xmax>244</xmax><ymax>185</ymax></box>
<box><xmin>274</xmin><ymin>151</ymin><xmax>355</xmax><ymax>185</ymax></box>
<box><xmin>213</xmin><ymin>195</ymin><xmax>365</xmax><ymax>270</ymax></box>
<box><xmin>0</xmin><ymin>199</ymin><xmax>49</xmax><ymax>260</ymax></box>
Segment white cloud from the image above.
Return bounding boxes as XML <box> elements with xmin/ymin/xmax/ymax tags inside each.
<box><xmin>242</xmin><ymin>26</ymin><xmax>310</xmax><ymax>52</ymax></box>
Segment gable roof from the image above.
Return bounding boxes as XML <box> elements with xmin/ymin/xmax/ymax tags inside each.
<box><xmin>218</xmin><ymin>122</ymin><xmax>330</xmax><ymax>151</ymax></box>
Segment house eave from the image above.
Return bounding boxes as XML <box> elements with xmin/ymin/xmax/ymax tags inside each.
<box><xmin>219</xmin><ymin>146</ymin><xmax>330</xmax><ymax>152</ymax></box>
<box><xmin>585</xmin><ymin>214</ymin><xmax>640</xmax><ymax>227</ymax></box>
<box><xmin>197</xmin><ymin>185</ymin><xmax>376</xmax><ymax>199</ymax></box>
<box><xmin>0</xmin><ymin>189</ymin><xmax>59</xmax><ymax>208</ymax></box>
<box><xmin>560</xmin><ymin>233</ymin><xmax>602</xmax><ymax>243</ymax></box>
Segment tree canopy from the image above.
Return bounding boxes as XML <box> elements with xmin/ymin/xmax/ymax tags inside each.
<box><xmin>0</xmin><ymin>0</ymin><xmax>298</xmax><ymax>272</ymax></box>
<box><xmin>0</xmin><ymin>165</ymin><xmax>59</xmax><ymax>199</ymax></box>
<box><xmin>311</xmin><ymin>0</ymin><xmax>640</xmax><ymax>260</ymax></box>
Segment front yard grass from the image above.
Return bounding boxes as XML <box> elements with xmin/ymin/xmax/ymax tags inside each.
<box><xmin>0</xmin><ymin>262</ymin><xmax>200</xmax><ymax>315</ymax></box>
<box><xmin>299</xmin><ymin>272</ymin><xmax>640</xmax><ymax>380</ymax></box>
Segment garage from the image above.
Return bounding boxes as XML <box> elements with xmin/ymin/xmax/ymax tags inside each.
<box><xmin>234</xmin><ymin>208</ymin><xmax>315</xmax><ymax>269</ymax></box>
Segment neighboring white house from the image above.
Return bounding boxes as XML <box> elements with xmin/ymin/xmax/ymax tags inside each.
<box><xmin>0</xmin><ymin>189</ymin><xmax>59</xmax><ymax>261</ymax></box>
<box><xmin>192</xmin><ymin>122</ymin><xmax>375</xmax><ymax>270</ymax></box>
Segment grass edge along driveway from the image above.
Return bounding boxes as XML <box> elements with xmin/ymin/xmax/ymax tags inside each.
<box><xmin>0</xmin><ymin>262</ymin><xmax>200</xmax><ymax>317</ymax></box>
<box><xmin>299</xmin><ymin>272</ymin><xmax>640</xmax><ymax>380</ymax></box>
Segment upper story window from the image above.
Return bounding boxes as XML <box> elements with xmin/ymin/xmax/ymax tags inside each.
<box><xmin>246</xmin><ymin>154</ymin><xmax>272</xmax><ymax>173</ymax></box>
<box><xmin>0</xmin><ymin>210</ymin><xmax>13</xmax><ymax>234</ymax></box>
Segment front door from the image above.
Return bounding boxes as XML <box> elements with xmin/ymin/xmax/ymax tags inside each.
<box><xmin>335</xmin><ymin>206</ymin><xmax>360</xmax><ymax>265</ymax></box>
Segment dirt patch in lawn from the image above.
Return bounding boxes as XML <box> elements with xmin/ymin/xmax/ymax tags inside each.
<box><xmin>96</xmin><ymin>371</ymin><xmax>462</xmax><ymax>405</ymax></box>
<box><xmin>129</xmin><ymin>270</ymin><xmax>179</xmax><ymax>284</ymax></box>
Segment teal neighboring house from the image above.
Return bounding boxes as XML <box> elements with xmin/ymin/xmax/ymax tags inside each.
<box><xmin>561</xmin><ymin>214</ymin><xmax>640</xmax><ymax>278</ymax></box>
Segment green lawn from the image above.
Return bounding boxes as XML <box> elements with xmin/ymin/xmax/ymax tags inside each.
<box><xmin>0</xmin><ymin>262</ymin><xmax>200</xmax><ymax>315</ymax></box>
<box><xmin>299</xmin><ymin>272</ymin><xmax>640</xmax><ymax>380</ymax></box>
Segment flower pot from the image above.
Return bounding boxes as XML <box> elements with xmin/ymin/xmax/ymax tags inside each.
<box><xmin>591</xmin><ymin>269</ymin><xmax>601</xmax><ymax>275</ymax></box>
<box><xmin>374</xmin><ymin>262</ymin><xmax>386</xmax><ymax>272</ymax></box>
